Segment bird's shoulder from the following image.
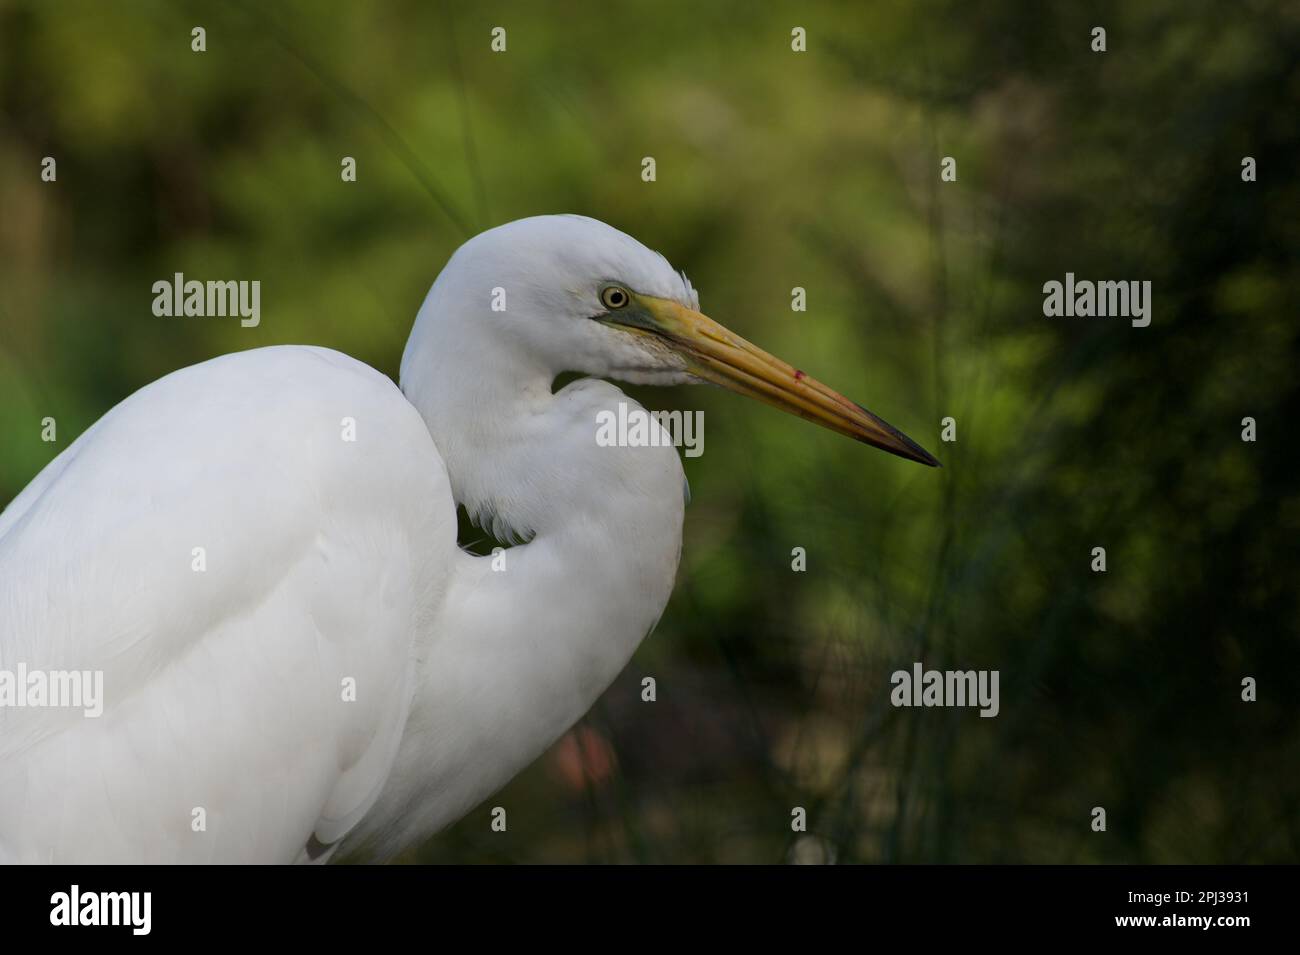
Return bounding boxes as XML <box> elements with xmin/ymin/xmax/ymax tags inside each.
<box><xmin>0</xmin><ymin>346</ymin><xmax>458</xmax><ymax>860</ymax></box>
<box><xmin>0</xmin><ymin>343</ymin><xmax>457</xmax><ymax>707</ymax></box>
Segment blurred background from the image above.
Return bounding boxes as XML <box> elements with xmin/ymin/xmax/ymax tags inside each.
<box><xmin>1</xmin><ymin>0</ymin><xmax>1297</xmax><ymax>863</ymax></box>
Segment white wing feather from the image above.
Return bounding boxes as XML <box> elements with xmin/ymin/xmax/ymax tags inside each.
<box><xmin>0</xmin><ymin>346</ymin><xmax>455</xmax><ymax>863</ymax></box>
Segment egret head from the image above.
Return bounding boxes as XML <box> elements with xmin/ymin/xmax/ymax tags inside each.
<box><xmin>404</xmin><ymin>214</ymin><xmax>938</xmax><ymax>467</ymax></box>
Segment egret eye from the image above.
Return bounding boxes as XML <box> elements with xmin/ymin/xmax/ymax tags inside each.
<box><xmin>600</xmin><ymin>286</ymin><xmax>631</xmax><ymax>310</ymax></box>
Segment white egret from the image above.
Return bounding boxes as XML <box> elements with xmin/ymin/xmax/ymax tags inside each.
<box><xmin>0</xmin><ymin>215</ymin><xmax>936</xmax><ymax>863</ymax></box>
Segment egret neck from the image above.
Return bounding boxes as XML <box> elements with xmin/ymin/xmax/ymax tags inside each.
<box><xmin>354</xmin><ymin>276</ymin><xmax>685</xmax><ymax>859</ymax></box>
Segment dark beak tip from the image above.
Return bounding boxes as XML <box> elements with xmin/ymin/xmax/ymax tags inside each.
<box><xmin>850</xmin><ymin>400</ymin><xmax>939</xmax><ymax>469</ymax></box>
<box><xmin>916</xmin><ymin>443</ymin><xmax>942</xmax><ymax>467</ymax></box>
<box><xmin>881</xmin><ymin>428</ymin><xmax>941</xmax><ymax>469</ymax></box>
<box><xmin>904</xmin><ymin>446</ymin><xmax>941</xmax><ymax>468</ymax></box>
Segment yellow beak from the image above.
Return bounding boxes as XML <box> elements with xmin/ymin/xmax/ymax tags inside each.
<box><xmin>616</xmin><ymin>295</ymin><xmax>939</xmax><ymax>467</ymax></box>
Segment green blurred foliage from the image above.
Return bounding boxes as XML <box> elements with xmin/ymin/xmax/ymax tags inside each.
<box><xmin>1</xmin><ymin>0</ymin><xmax>1297</xmax><ymax>862</ymax></box>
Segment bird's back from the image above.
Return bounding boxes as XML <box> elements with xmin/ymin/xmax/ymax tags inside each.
<box><xmin>0</xmin><ymin>345</ymin><xmax>457</xmax><ymax>862</ymax></box>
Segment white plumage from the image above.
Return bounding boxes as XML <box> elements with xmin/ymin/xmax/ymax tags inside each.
<box><xmin>0</xmin><ymin>215</ymin><xmax>934</xmax><ymax>863</ymax></box>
